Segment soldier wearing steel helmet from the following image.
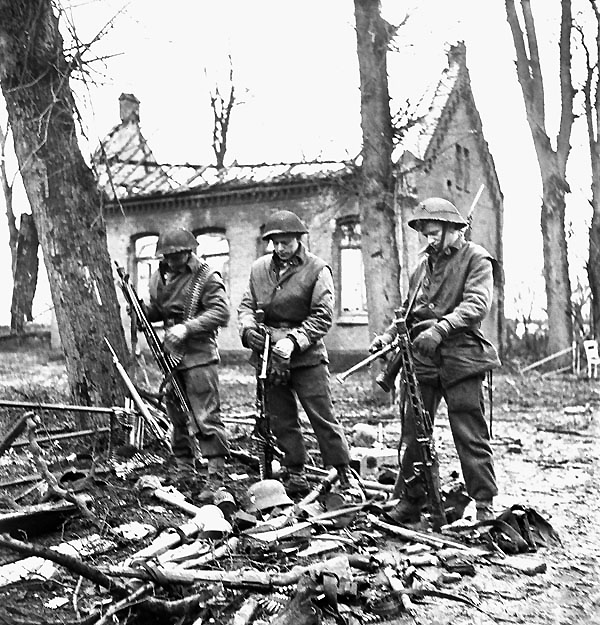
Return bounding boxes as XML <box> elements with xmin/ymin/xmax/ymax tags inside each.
<box><xmin>370</xmin><ymin>197</ymin><xmax>501</xmax><ymax>524</ymax></box>
<box><xmin>145</xmin><ymin>227</ymin><xmax>230</xmax><ymax>496</ymax></box>
<box><xmin>237</xmin><ymin>210</ymin><xmax>351</xmax><ymax>497</ymax></box>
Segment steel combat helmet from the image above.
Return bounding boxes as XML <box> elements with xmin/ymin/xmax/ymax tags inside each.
<box><xmin>407</xmin><ymin>197</ymin><xmax>468</xmax><ymax>231</ymax></box>
<box><xmin>155</xmin><ymin>228</ymin><xmax>198</xmax><ymax>257</ymax></box>
<box><xmin>247</xmin><ymin>479</ymin><xmax>294</xmax><ymax>511</ymax></box>
<box><xmin>262</xmin><ymin>210</ymin><xmax>308</xmax><ymax>240</ymax></box>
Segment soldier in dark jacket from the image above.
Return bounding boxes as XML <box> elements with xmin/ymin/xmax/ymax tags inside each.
<box><xmin>370</xmin><ymin>198</ymin><xmax>501</xmax><ymax>523</ymax></box>
<box><xmin>146</xmin><ymin>228</ymin><xmax>230</xmax><ymax>492</ymax></box>
<box><xmin>238</xmin><ymin>210</ymin><xmax>351</xmax><ymax>496</ymax></box>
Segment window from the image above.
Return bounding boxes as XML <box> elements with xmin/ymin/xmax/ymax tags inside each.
<box><xmin>338</xmin><ymin>220</ymin><xmax>367</xmax><ymax>317</ymax></box>
<box><xmin>455</xmin><ymin>144</ymin><xmax>471</xmax><ymax>192</ymax></box>
<box><xmin>196</xmin><ymin>230</ymin><xmax>230</xmax><ymax>285</ymax></box>
<box><xmin>133</xmin><ymin>234</ymin><xmax>159</xmax><ymax>301</ymax></box>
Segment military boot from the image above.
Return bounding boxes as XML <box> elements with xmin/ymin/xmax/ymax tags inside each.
<box><xmin>475</xmin><ymin>499</ymin><xmax>495</xmax><ymax>522</ymax></box>
<box><xmin>336</xmin><ymin>465</ymin><xmax>351</xmax><ymax>490</ymax></box>
<box><xmin>387</xmin><ymin>489</ymin><xmax>426</xmax><ymax>524</ymax></box>
<box><xmin>280</xmin><ymin>467</ymin><xmax>310</xmax><ymax>497</ymax></box>
<box><xmin>198</xmin><ymin>456</ymin><xmax>226</xmax><ymax>504</ymax></box>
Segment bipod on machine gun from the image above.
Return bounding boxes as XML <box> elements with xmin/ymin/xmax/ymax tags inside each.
<box><xmin>252</xmin><ymin>310</ymin><xmax>284</xmax><ymax>479</ymax></box>
<box><xmin>114</xmin><ymin>262</ymin><xmax>193</xmax><ymax>423</ymax></box>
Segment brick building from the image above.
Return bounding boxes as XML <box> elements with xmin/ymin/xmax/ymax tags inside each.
<box><xmin>97</xmin><ymin>43</ymin><xmax>503</xmax><ymax>368</ymax></box>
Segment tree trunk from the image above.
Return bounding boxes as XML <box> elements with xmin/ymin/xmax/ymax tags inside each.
<box><xmin>0</xmin><ymin>0</ymin><xmax>128</xmax><ymax>407</ymax></box>
<box><xmin>10</xmin><ymin>213</ymin><xmax>38</xmax><ymax>332</ymax></box>
<box><xmin>583</xmin><ymin>4</ymin><xmax>600</xmax><ymax>339</ymax></box>
<box><xmin>353</xmin><ymin>0</ymin><xmax>402</xmax><ymax>393</ymax></box>
<box><xmin>505</xmin><ymin>0</ymin><xmax>574</xmax><ymax>357</ymax></box>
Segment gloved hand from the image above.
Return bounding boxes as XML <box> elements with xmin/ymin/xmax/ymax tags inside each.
<box><xmin>412</xmin><ymin>324</ymin><xmax>446</xmax><ymax>358</ymax></box>
<box><xmin>273</xmin><ymin>337</ymin><xmax>295</xmax><ymax>360</ymax></box>
<box><xmin>268</xmin><ymin>351</ymin><xmax>291</xmax><ymax>385</ymax></box>
<box><xmin>242</xmin><ymin>327</ymin><xmax>266</xmax><ymax>353</ymax></box>
<box><xmin>369</xmin><ymin>333</ymin><xmax>393</xmax><ymax>354</ymax></box>
<box><xmin>164</xmin><ymin>323</ymin><xmax>188</xmax><ymax>352</ymax></box>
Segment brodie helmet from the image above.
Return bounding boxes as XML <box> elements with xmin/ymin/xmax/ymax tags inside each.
<box><xmin>262</xmin><ymin>210</ymin><xmax>308</xmax><ymax>240</ymax></box>
<box><xmin>155</xmin><ymin>228</ymin><xmax>198</xmax><ymax>257</ymax></box>
<box><xmin>407</xmin><ymin>197</ymin><xmax>468</xmax><ymax>231</ymax></box>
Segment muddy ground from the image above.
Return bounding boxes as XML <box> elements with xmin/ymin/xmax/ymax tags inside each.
<box><xmin>0</xmin><ymin>348</ymin><xmax>598</xmax><ymax>625</ymax></box>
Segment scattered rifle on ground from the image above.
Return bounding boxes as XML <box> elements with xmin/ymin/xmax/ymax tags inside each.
<box><xmin>251</xmin><ymin>310</ymin><xmax>284</xmax><ymax>478</ymax></box>
<box><xmin>114</xmin><ymin>262</ymin><xmax>193</xmax><ymax>423</ymax></box>
<box><xmin>104</xmin><ymin>338</ymin><xmax>170</xmax><ymax>447</ymax></box>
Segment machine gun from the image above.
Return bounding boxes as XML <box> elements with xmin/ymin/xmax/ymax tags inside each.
<box><xmin>252</xmin><ymin>310</ymin><xmax>284</xmax><ymax>478</ymax></box>
<box><xmin>391</xmin><ymin>315</ymin><xmax>447</xmax><ymax>530</ymax></box>
<box><xmin>114</xmin><ymin>262</ymin><xmax>193</xmax><ymax>422</ymax></box>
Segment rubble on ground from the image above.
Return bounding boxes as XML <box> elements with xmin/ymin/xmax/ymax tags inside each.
<box><xmin>0</xmin><ymin>408</ymin><xmax>562</xmax><ymax>625</ymax></box>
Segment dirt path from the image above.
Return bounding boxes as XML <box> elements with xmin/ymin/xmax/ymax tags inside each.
<box><xmin>409</xmin><ymin>388</ymin><xmax>600</xmax><ymax>625</ymax></box>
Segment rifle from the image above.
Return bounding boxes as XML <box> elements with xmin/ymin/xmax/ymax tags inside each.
<box><xmin>252</xmin><ymin>310</ymin><xmax>283</xmax><ymax>478</ymax></box>
<box><xmin>336</xmin><ymin>341</ymin><xmax>398</xmax><ymax>384</ymax></box>
<box><xmin>114</xmin><ymin>262</ymin><xmax>193</xmax><ymax>422</ymax></box>
<box><xmin>391</xmin><ymin>316</ymin><xmax>446</xmax><ymax>530</ymax></box>
<box><xmin>104</xmin><ymin>338</ymin><xmax>171</xmax><ymax>447</ymax></box>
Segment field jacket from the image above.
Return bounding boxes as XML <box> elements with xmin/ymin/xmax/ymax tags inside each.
<box><xmin>238</xmin><ymin>243</ymin><xmax>333</xmax><ymax>368</ymax></box>
<box><xmin>147</xmin><ymin>253</ymin><xmax>230</xmax><ymax>369</ymax></box>
<box><xmin>386</xmin><ymin>236</ymin><xmax>501</xmax><ymax>386</ymax></box>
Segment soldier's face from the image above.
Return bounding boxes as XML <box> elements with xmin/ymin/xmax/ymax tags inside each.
<box><xmin>271</xmin><ymin>235</ymin><xmax>300</xmax><ymax>261</ymax></box>
<box><xmin>163</xmin><ymin>251</ymin><xmax>190</xmax><ymax>272</ymax></box>
<box><xmin>421</xmin><ymin>222</ymin><xmax>458</xmax><ymax>253</ymax></box>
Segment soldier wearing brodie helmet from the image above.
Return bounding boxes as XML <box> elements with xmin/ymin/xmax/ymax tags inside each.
<box><xmin>238</xmin><ymin>210</ymin><xmax>351</xmax><ymax>497</ymax></box>
<box><xmin>145</xmin><ymin>227</ymin><xmax>231</xmax><ymax>500</ymax></box>
<box><xmin>370</xmin><ymin>197</ymin><xmax>501</xmax><ymax>524</ymax></box>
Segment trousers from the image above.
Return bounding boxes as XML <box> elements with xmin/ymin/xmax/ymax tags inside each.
<box><xmin>265</xmin><ymin>363</ymin><xmax>350</xmax><ymax>469</ymax></box>
<box><xmin>399</xmin><ymin>374</ymin><xmax>497</xmax><ymax>502</ymax></box>
<box><xmin>166</xmin><ymin>363</ymin><xmax>230</xmax><ymax>461</ymax></box>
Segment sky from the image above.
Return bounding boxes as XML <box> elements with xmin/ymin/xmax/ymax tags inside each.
<box><xmin>0</xmin><ymin>0</ymin><xmax>593</xmax><ymax>325</ymax></box>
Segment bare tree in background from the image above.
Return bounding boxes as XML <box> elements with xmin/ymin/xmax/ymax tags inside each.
<box><xmin>0</xmin><ymin>0</ymin><xmax>127</xmax><ymax>407</ymax></box>
<box><xmin>0</xmin><ymin>123</ymin><xmax>39</xmax><ymax>332</ymax></box>
<box><xmin>208</xmin><ymin>56</ymin><xmax>237</xmax><ymax>169</ymax></box>
<box><xmin>578</xmin><ymin>0</ymin><xmax>600</xmax><ymax>337</ymax></box>
<box><xmin>354</xmin><ymin>0</ymin><xmax>402</xmax><ymax>380</ymax></box>
<box><xmin>505</xmin><ymin>0</ymin><xmax>574</xmax><ymax>356</ymax></box>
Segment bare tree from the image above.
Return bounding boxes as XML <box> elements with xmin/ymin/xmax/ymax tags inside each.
<box><xmin>353</xmin><ymin>0</ymin><xmax>403</xmax><ymax>376</ymax></box>
<box><xmin>505</xmin><ymin>0</ymin><xmax>574</xmax><ymax>356</ymax></box>
<box><xmin>208</xmin><ymin>56</ymin><xmax>237</xmax><ymax>169</ymax></box>
<box><xmin>578</xmin><ymin>0</ymin><xmax>600</xmax><ymax>337</ymax></box>
<box><xmin>0</xmin><ymin>0</ymin><xmax>127</xmax><ymax>407</ymax></box>
<box><xmin>0</xmin><ymin>122</ymin><xmax>39</xmax><ymax>333</ymax></box>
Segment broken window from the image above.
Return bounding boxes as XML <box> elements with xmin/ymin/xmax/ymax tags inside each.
<box><xmin>338</xmin><ymin>219</ymin><xmax>367</xmax><ymax>317</ymax></box>
<box><xmin>195</xmin><ymin>230</ymin><xmax>230</xmax><ymax>286</ymax></box>
<box><xmin>133</xmin><ymin>234</ymin><xmax>159</xmax><ymax>302</ymax></box>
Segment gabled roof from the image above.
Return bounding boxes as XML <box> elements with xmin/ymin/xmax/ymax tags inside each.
<box><xmin>94</xmin><ymin>42</ymin><xmax>499</xmax><ymax>204</ymax></box>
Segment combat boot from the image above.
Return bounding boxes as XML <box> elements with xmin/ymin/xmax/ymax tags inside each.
<box><xmin>198</xmin><ymin>457</ymin><xmax>226</xmax><ymax>504</ymax></box>
<box><xmin>475</xmin><ymin>499</ymin><xmax>495</xmax><ymax>522</ymax></box>
<box><xmin>280</xmin><ymin>467</ymin><xmax>310</xmax><ymax>497</ymax></box>
<box><xmin>336</xmin><ymin>465</ymin><xmax>351</xmax><ymax>490</ymax></box>
<box><xmin>387</xmin><ymin>493</ymin><xmax>426</xmax><ymax>524</ymax></box>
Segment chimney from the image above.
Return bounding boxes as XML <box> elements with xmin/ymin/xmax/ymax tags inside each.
<box><xmin>447</xmin><ymin>41</ymin><xmax>466</xmax><ymax>68</ymax></box>
<box><xmin>119</xmin><ymin>93</ymin><xmax>140</xmax><ymax>124</ymax></box>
